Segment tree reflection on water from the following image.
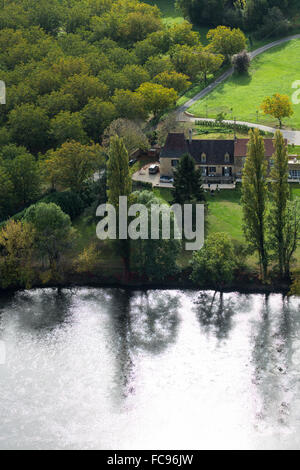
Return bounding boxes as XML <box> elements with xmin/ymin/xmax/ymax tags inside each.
<box><xmin>193</xmin><ymin>290</ymin><xmax>252</xmax><ymax>340</ymax></box>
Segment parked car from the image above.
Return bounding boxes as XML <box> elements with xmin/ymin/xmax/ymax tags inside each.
<box><xmin>160</xmin><ymin>175</ymin><xmax>174</xmax><ymax>184</ymax></box>
<box><xmin>129</xmin><ymin>159</ymin><xmax>137</xmax><ymax>167</ymax></box>
<box><xmin>149</xmin><ymin>164</ymin><xmax>159</xmax><ymax>175</ymax></box>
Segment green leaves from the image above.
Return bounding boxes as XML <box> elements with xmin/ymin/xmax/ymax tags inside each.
<box><xmin>190</xmin><ymin>232</ymin><xmax>237</xmax><ymax>288</ymax></box>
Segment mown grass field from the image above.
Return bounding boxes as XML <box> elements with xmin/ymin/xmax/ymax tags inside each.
<box><xmin>188</xmin><ymin>39</ymin><xmax>300</xmax><ymax>130</ymax></box>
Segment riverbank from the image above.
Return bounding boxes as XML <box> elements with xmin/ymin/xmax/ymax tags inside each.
<box><xmin>0</xmin><ymin>269</ymin><xmax>293</xmax><ymax>297</ymax></box>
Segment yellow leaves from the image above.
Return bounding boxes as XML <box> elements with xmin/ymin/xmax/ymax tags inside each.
<box><xmin>261</xmin><ymin>93</ymin><xmax>294</xmax><ymax>126</ymax></box>
<box><xmin>0</xmin><ymin>219</ymin><xmax>35</xmax><ymax>256</ymax></box>
<box><xmin>74</xmin><ymin>242</ymin><xmax>101</xmax><ymax>273</ymax></box>
<box><xmin>289</xmin><ymin>273</ymin><xmax>300</xmax><ymax>296</ymax></box>
<box><xmin>0</xmin><ymin>219</ymin><xmax>36</xmax><ymax>289</ymax></box>
<box><xmin>43</xmin><ymin>141</ymin><xmax>105</xmax><ymax>192</ymax></box>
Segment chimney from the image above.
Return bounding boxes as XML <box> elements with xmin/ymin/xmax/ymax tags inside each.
<box><xmin>189</xmin><ymin>128</ymin><xmax>192</xmax><ymax>144</ymax></box>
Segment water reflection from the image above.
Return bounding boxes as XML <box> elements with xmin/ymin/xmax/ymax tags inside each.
<box><xmin>130</xmin><ymin>291</ymin><xmax>180</xmax><ymax>352</ymax></box>
<box><xmin>250</xmin><ymin>295</ymin><xmax>300</xmax><ymax>436</ymax></box>
<box><xmin>193</xmin><ymin>291</ymin><xmax>252</xmax><ymax>340</ymax></box>
<box><xmin>105</xmin><ymin>290</ymin><xmax>181</xmax><ymax>402</ymax></box>
<box><xmin>0</xmin><ymin>288</ymin><xmax>299</xmax><ymax>449</ymax></box>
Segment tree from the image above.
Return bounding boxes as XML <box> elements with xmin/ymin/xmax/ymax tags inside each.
<box><xmin>38</xmin><ymin>90</ymin><xmax>78</xmax><ymax>118</ymax></box>
<box><xmin>5</xmin><ymin>153</ymin><xmax>41</xmax><ymax>208</ymax></box>
<box><xmin>27</xmin><ymin>0</ymin><xmax>64</xmax><ymax>34</ymax></box>
<box><xmin>289</xmin><ymin>273</ymin><xmax>300</xmax><ymax>296</ymax></box>
<box><xmin>119</xmin><ymin>11</ymin><xmax>162</xmax><ymax>44</ymax></box>
<box><xmin>137</xmin><ymin>82</ymin><xmax>178</xmax><ymax>119</ymax></box>
<box><xmin>207</xmin><ymin>26</ymin><xmax>246</xmax><ymax>61</ymax></box>
<box><xmin>82</xmin><ymin>98</ymin><xmax>117</xmax><ymax>143</ymax></box>
<box><xmin>0</xmin><ymin>220</ymin><xmax>36</xmax><ymax>289</ymax></box>
<box><xmin>130</xmin><ymin>191</ymin><xmax>181</xmax><ymax>280</ymax></box>
<box><xmin>268</xmin><ymin>131</ymin><xmax>289</xmax><ymax>278</ymax></box>
<box><xmin>190</xmin><ymin>232</ymin><xmax>237</xmax><ymax>289</ymax></box>
<box><xmin>44</xmin><ymin>141</ymin><xmax>105</xmax><ymax>192</ymax></box>
<box><xmin>112</xmin><ymin>89</ymin><xmax>147</xmax><ymax>120</ymax></box>
<box><xmin>156</xmin><ymin>113</ymin><xmax>182</xmax><ymax>146</ymax></box>
<box><xmin>261</xmin><ymin>93</ymin><xmax>294</xmax><ymax>128</ymax></box>
<box><xmin>232</xmin><ymin>50</ymin><xmax>251</xmax><ymax>74</ymax></box>
<box><xmin>241</xmin><ymin>128</ymin><xmax>268</xmax><ymax>280</ymax></box>
<box><xmin>173</xmin><ymin>153</ymin><xmax>205</xmax><ymax>204</ymax></box>
<box><xmin>153</xmin><ymin>71</ymin><xmax>191</xmax><ymax>93</ymax></box>
<box><xmin>170</xmin><ymin>44</ymin><xmax>202</xmax><ymax>80</ymax></box>
<box><xmin>24</xmin><ymin>202</ymin><xmax>75</xmax><ymax>272</ymax></box>
<box><xmin>197</xmin><ymin>50</ymin><xmax>224</xmax><ymax>84</ymax></box>
<box><xmin>170</xmin><ymin>20</ymin><xmax>200</xmax><ymax>46</ymax></box>
<box><xmin>0</xmin><ymin>161</ymin><xmax>14</xmax><ymax>220</ymax></box>
<box><xmin>121</xmin><ymin>64</ymin><xmax>150</xmax><ymax>91</ymax></box>
<box><xmin>107</xmin><ymin>136</ymin><xmax>132</xmax><ymax>275</ymax></box>
<box><xmin>144</xmin><ymin>55</ymin><xmax>174</xmax><ymax>78</ymax></box>
<box><xmin>50</xmin><ymin>111</ymin><xmax>88</xmax><ymax>146</ymax></box>
<box><xmin>257</xmin><ymin>7</ymin><xmax>291</xmax><ymax>39</ymax></box>
<box><xmin>107</xmin><ymin>136</ymin><xmax>132</xmax><ymax>208</ymax></box>
<box><xmin>282</xmin><ymin>198</ymin><xmax>300</xmax><ymax>278</ymax></box>
<box><xmin>102</xmin><ymin>119</ymin><xmax>149</xmax><ymax>154</ymax></box>
<box><xmin>8</xmin><ymin>104</ymin><xmax>50</xmax><ymax>154</ymax></box>
<box><xmin>61</xmin><ymin>74</ymin><xmax>109</xmax><ymax>109</ymax></box>
<box><xmin>176</xmin><ymin>0</ymin><xmax>225</xmax><ymax>28</ymax></box>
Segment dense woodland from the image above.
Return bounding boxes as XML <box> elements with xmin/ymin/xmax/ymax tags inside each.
<box><xmin>0</xmin><ymin>1</ymin><xmax>299</xmax><ymax>293</ymax></box>
<box><xmin>176</xmin><ymin>0</ymin><xmax>298</xmax><ymax>37</ymax></box>
<box><xmin>0</xmin><ymin>0</ymin><xmax>248</xmax><ymax>222</ymax></box>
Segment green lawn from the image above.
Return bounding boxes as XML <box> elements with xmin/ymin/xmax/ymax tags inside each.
<box><xmin>289</xmin><ymin>145</ymin><xmax>300</xmax><ymax>156</ymax></box>
<box><xmin>157</xmin><ymin>184</ymin><xmax>300</xmax><ymax>270</ymax></box>
<box><xmin>145</xmin><ymin>0</ymin><xmax>184</xmax><ymax>25</ymax></box>
<box><xmin>188</xmin><ymin>39</ymin><xmax>300</xmax><ymax>130</ymax></box>
<box><xmin>206</xmin><ymin>189</ymin><xmax>244</xmax><ymax>241</ymax></box>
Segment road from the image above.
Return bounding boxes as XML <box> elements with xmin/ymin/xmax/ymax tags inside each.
<box><xmin>176</xmin><ymin>34</ymin><xmax>300</xmax><ymax>143</ymax></box>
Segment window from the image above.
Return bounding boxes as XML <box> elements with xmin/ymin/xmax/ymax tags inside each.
<box><xmin>224</xmin><ymin>153</ymin><xmax>230</xmax><ymax>163</ymax></box>
<box><xmin>201</xmin><ymin>167</ymin><xmax>207</xmax><ymax>176</ymax></box>
<box><xmin>289</xmin><ymin>169</ymin><xmax>300</xmax><ymax>178</ymax></box>
<box><xmin>209</xmin><ymin>167</ymin><xmax>216</xmax><ymax>173</ymax></box>
<box><xmin>171</xmin><ymin>159</ymin><xmax>178</xmax><ymax>167</ymax></box>
<box><xmin>201</xmin><ymin>153</ymin><xmax>206</xmax><ymax>163</ymax></box>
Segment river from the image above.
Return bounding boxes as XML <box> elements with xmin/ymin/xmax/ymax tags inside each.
<box><xmin>0</xmin><ymin>288</ymin><xmax>299</xmax><ymax>450</ymax></box>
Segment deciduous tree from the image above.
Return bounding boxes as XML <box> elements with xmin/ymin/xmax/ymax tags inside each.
<box><xmin>44</xmin><ymin>141</ymin><xmax>105</xmax><ymax>192</ymax></box>
<box><xmin>190</xmin><ymin>232</ymin><xmax>237</xmax><ymax>289</ymax></box>
<box><xmin>0</xmin><ymin>220</ymin><xmax>36</xmax><ymax>289</ymax></box>
<box><xmin>268</xmin><ymin>131</ymin><xmax>290</xmax><ymax>278</ymax></box>
<box><xmin>207</xmin><ymin>26</ymin><xmax>246</xmax><ymax>62</ymax></box>
<box><xmin>24</xmin><ymin>202</ymin><xmax>75</xmax><ymax>272</ymax></box>
<box><xmin>241</xmin><ymin>128</ymin><xmax>268</xmax><ymax>280</ymax></box>
<box><xmin>261</xmin><ymin>93</ymin><xmax>294</xmax><ymax>128</ymax></box>
<box><xmin>137</xmin><ymin>82</ymin><xmax>178</xmax><ymax>119</ymax></box>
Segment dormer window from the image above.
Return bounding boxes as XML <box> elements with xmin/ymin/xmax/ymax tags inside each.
<box><xmin>201</xmin><ymin>153</ymin><xmax>206</xmax><ymax>163</ymax></box>
<box><xmin>225</xmin><ymin>152</ymin><xmax>230</xmax><ymax>163</ymax></box>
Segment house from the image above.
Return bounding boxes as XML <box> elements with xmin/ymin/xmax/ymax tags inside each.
<box><xmin>160</xmin><ymin>132</ymin><xmax>299</xmax><ymax>183</ymax></box>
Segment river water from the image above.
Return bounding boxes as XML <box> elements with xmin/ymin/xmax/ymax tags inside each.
<box><xmin>0</xmin><ymin>288</ymin><xmax>299</xmax><ymax>450</ymax></box>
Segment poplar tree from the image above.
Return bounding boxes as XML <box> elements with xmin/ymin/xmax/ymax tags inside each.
<box><xmin>107</xmin><ymin>136</ymin><xmax>132</xmax><ymax>208</ymax></box>
<box><xmin>268</xmin><ymin>131</ymin><xmax>289</xmax><ymax>278</ymax></box>
<box><xmin>107</xmin><ymin>136</ymin><xmax>132</xmax><ymax>276</ymax></box>
<box><xmin>241</xmin><ymin>128</ymin><xmax>268</xmax><ymax>280</ymax></box>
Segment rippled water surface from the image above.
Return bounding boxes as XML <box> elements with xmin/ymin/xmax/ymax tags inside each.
<box><xmin>0</xmin><ymin>288</ymin><xmax>300</xmax><ymax>450</ymax></box>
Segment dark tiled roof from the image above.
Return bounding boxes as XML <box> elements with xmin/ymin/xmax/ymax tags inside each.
<box><xmin>160</xmin><ymin>133</ymin><xmax>188</xmax><ymax>158</ymax></box>
<box><xmin>187</xmin><ymin>139</ymin><xmax>234</xmax><ymax>165</ymax></box>
<box><xmin>234</xmin><ymin>138</ymin><xmax>288</xmax><ymax>157</ymax></box>
<box><xmin>160</xmin><ymin>133</ymin><xmax>234</xmax><ymax>165</ymax></box>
